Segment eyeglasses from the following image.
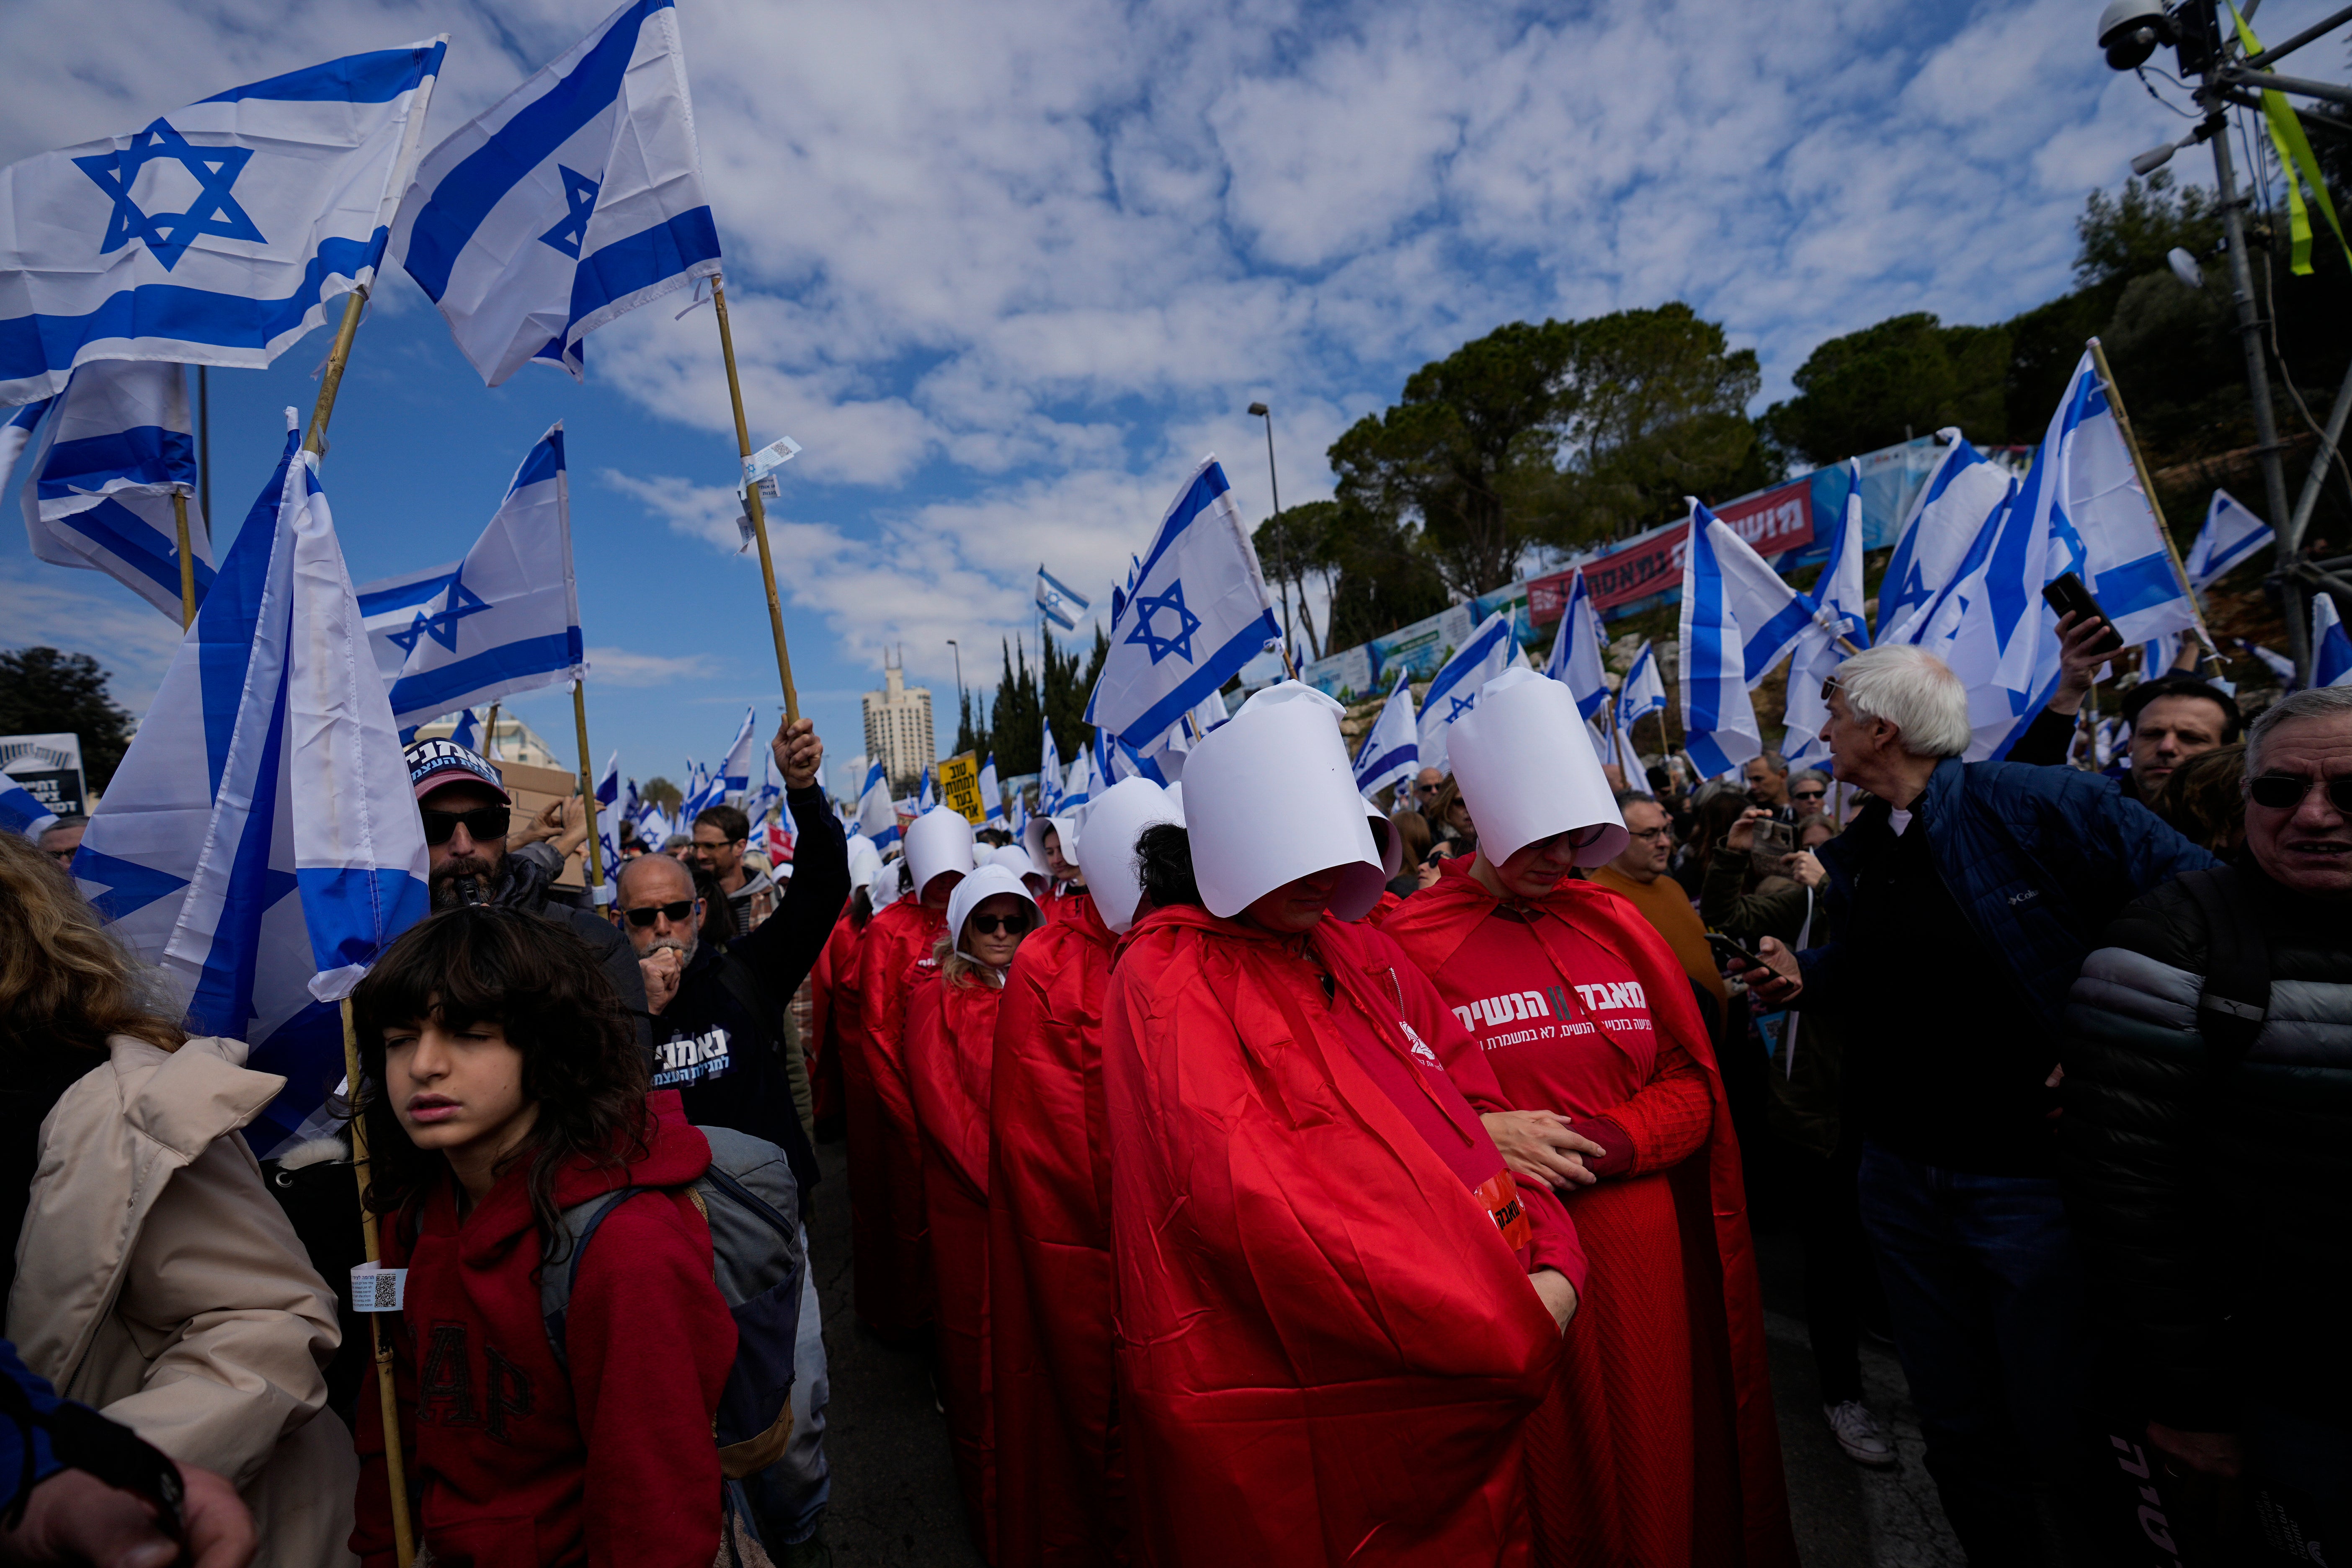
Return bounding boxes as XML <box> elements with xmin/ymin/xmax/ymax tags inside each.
<box><xmin>1791</xmin><ymin>789</ymin><xmax>1827</xmax><ymax>803</ymax></box>
<box><xmin>691</xmin><ymin>838</ymin><xmax>741</xmax><ymax>854</ymax></box>
<box><xmin>1626</xmin><ymin>826</ymin><xmax>1673</xmax><ymax>842</ymax></box>
<box><xmin>969</xmin><ymin>912</ymin><xmax>1031</xmax><ymax>936</ymax></box>
<box><xmin>624</xmin><ymin>899</ymin><xmax>698</xmax><ymax>927</ymax></box>
<box><xmin>2247</xmin><ymin>773</ymin><xmax>2352</xmax><ymax>812</ymax></box>
<box><xmin>1414</xmin><ymin>783</ymin><xmax>1440</xmax><ymax>796</ymax></box>
<box><xmin>420</xmin><ymin>806</ymin><xmax>511</xmax><ymax>846</ymax></box>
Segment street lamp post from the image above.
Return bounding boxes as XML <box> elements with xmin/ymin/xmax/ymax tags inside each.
<box><xmin>1247</xmin><ymin>400</ymin><xmax>1292</xmax><ymax>654</ymax></box>
<box><xmin>946</xmin><ymin>638</ymin><xmax>964</xmax><ymax>730</ymax></box>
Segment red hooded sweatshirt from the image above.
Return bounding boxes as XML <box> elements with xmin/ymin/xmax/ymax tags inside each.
<box><xmin>988</xmin><ymin>895</ymin><xmax>1124</xmax><ymax>1568</ymax></box>
<box><xmin>351</xmin><ymin>1090</ymin><xmax>735</xmax><ymax>1568</ymax></box>
<box><xmin>907</xmin><ymin>966</ymin><xmax>1005</xmax><ymax>1559</ymax></box>
<box><xmin>1382</xmin><ymin>863</ymin><xmax>1797</xmax><ymax>1568</ymax></box>
<box><xmin>1103</xmin><ymin>905</ymin><xmax>1581</xmax><ymax>1568</ymax></box>
<box><xmin>846</xmin><ymin>896</ymin><xmax>947</xmax><ymax>1338</ymax></box>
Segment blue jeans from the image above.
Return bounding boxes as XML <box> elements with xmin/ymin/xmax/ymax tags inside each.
<box><xmin>1857</xmin><ymin>1144</ymin><xmax>2091</xmax><ymax>1564</ymax></box>
<box><xmin>745</xmin><ymin>1229</ymin><xmax>831</xmax><ymax>1547</ymax></box>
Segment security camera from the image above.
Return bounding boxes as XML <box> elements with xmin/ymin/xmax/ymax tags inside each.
<box><xmin>2097</xmin><ymin>0</ymin><xmax>2174</xmax><ymax>70</ymax></box>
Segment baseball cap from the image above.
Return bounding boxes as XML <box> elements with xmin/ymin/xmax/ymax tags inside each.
<box><xmin>404</xmin><ymin>738</ymin><xmax>511</xmax><ymax>803</ymax></box>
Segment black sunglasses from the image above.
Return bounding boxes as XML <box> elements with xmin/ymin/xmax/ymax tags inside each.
<box><xmin>420</xmin><ymin>806</ymin><xmax>511</xmax><ymax>846</ymax></box>
<box><xmin>969</xmin><ymin>912</ymin><xmax>1031</xmax><ymax>936</ymax></box>
<box><xmin>624</xmin><ymin>899</ymin><xmax>699</xmax><ymax>927</ymax></box>
<box><xmin>1792</xmin><ymin>787</ymin><xmax>1827</xmax><ymax>801</ymax></box>
<box><xmin>2248</xmin><ymin>773</ymin><xmax>2352</xmax><ymax>812</ymax></box>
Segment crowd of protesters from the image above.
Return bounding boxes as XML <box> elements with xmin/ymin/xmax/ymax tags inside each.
<box><xmin>0</xmin><ymin>622</ymin><xmax>2345</xmax><ymax>1568</ymax></box>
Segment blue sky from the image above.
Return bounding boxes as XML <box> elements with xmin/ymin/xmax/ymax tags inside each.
<box><xmin>2</xmin><ymin>0</ymin><xmax>2337</xmax><ymax>800</ymax></box>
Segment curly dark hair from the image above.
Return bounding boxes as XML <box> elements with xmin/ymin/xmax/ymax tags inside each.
<box><xmin>351</xmin><ymin>906</ymin><xmax>648</xmax><ymax>1262</ymax></box>
<box><xmin>1134</xmin><ymin>822</ymin><xmax>1202</xmax><ymax>910</ymax></box>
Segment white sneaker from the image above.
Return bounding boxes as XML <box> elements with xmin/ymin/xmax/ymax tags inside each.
<box><xmin>1823</xmin><ymin>1400</ymin><xmax>1895</xmax><ymax>1467</ymax></box>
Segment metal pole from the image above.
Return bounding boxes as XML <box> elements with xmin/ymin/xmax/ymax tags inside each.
<box><xmin>341</xmin><ymin>1000</ymin><xmax>417</xmax><ymax>1568</ymax></box>
<box><xmin>2202</xmin><ymin>67</ymin><xmax>2304</xmax><ymax>678</ymax></box>
<box><xmin>2284</xmin><ymin>355</ymin><xmax>2352</xmax><ymax>553</ymax></box>
<box><xmin>709</xmin><ymin>275</ymin><xmax>802</xmax><ymax>723</ymax></box>
<box><xmin>948</xmin><ymin>639</ymin><xmax>963</xmax><ymax>712</ymax></box>
<box><xmin>1251</xmin><ymin>402</ymin><xmax>1295</xmax><ymax>654</ymax></box>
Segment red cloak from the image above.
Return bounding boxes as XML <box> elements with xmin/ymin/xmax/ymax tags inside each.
<box><xmin>988</xmin><ymin>895</ymin><xmax>1124</xmax><ymax>1567</ymax></box>
<box><xmin>1103</xmin><ymin>905</ymin><xmax>1577</xmax><ymax>1567</ymax></box>
<box><xmin>1381</xmin><ymin>864</ymin><xmax>1797</xmax><ymax>1568</ymax></box>
<box><xmin>908</xmin><ymin>968</ymin><xmax>1004</xmax><ymax>1560</ymax></box>
<box><xmin>847</xmin><ymin>897</ymin><xmax>947</xmax><ymax>1338</ymax></box>
<box><xmin>808</xmin><ymin>908</ymin><xmax>862</xmax><ymax>1123</ymax></box>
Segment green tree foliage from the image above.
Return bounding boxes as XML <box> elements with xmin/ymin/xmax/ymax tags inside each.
<box><xmin>2073</xmin><ymin>170</ymin><xmax>2225</xmax><ymax>292</ymax></box>
<box><xmin>1762</xmin><ymin>313</ymin><xmax>2010</xmax><ymax>465</ymax></box>
<box><xmin>953</xmin><ymin>685</ymin><xmax>991</xmax><ymax>760</ymax></box>
<box><xmin>640</xmin><ymin>776</ymin><xmax>683</xmax><ymax>810</ymax></box>
<box><xmin>1318</xmin><ymin>501</ymin><xmax>1452</xmax><ymax>652</ymax></box>
<box><xmin>989</xmin><ymin>625</ymin><xmax>1110</xmax><ymax>777</ymax></box>
<box><xmin>990</xmin><ymin>637</ymin><xmax>1042</xmax><ymax>776</ymax></box>
<box><xmin>0</xmin><ymin>647</ymin><xmax>134</xmax><ymax>791</ymax></box>
<box><xmin>1252</xmin><ymin>505</ymin><xmax>1333</xmax><ymax>662</ymax></box>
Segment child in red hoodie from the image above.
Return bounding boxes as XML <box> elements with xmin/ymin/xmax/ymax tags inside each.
<box><xmin>348</xmin><ymin>906</ymin><xmax>738</xmax><ymax>1568</ymax></box>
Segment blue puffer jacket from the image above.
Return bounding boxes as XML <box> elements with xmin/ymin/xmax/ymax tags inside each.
<box><xmin>1804</xmin><ymin>756</ymin><xmax>2216</xmax><ymax>1034</ymax></box>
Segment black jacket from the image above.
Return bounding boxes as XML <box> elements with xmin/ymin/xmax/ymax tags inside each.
<box><xmin>502</xmin><ymin>840</ymin><xmax>651</xmax><ymax>1053</ymax></box>
<box><xmin>2060</xmin><ymin>861</ymin><xmax>2352</xmax><ymax>1428</ymax></box>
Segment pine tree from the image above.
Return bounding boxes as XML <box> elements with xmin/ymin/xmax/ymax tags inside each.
<box><xmin>0</xmin><ymin>647</ymin><xmax>135</xmax><ymax>790</ymax></box>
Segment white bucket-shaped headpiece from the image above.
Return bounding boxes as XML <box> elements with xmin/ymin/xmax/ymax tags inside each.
<box><xmin>846</xmin><ymin>835</ymin><xmax>882</xmax><ymax>896</ymax></box>
<box><xmin>904</xmin><ymin>806</ymin><xmax>976</xmax><ymax>904</ymax></box>
<box><xmin>1077</xmin><ymin>777</ymin><xmax>1183</xmax><ymax>934</ymax></box>
<box><xmin>866</xmin><ymin>856</ymin><xmax>904</xmax><ymax>912</ymax></box>
<box><xmin>946</xmin><ymin>863</ymin><xmax>1041</xmax><ymax>963</ymax></box>
<box><xmin>1181</xmin><ymin>681</ymin><xmax>1386</xmax><ymax>921</ymax></box>
<box><xmin>1448</xmin><ymin>667</ymin><xmax>1629</xmax><ymax>867</ymax></box>
<box><xmin>1364</xmin><ymin>798</ymin><xmax>1404</xmax><ymax>879</ymax></box>
<box><xmin>1022</xmin><ymin>813</ymin><xmax>1079</xmax><ymax>878</ymax></box>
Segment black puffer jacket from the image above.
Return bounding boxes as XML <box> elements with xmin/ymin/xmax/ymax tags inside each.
<box><xmin>2060</xmin><ymin>861</ymin><xmax>2352</xmax><ymax>1429</ymax></box>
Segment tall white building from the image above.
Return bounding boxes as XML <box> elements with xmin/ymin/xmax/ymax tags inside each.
<box><xmin>861</xmin><ymin>649</ymin><xmax>934</xmax><ymax>791</ymax></box>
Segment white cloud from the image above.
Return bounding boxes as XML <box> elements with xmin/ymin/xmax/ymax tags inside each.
<box><xmin>0</xmin><ymin>561</ymin><xmax>185</xmax><ymax>712</ymax></box>
<box><xmin>584</xmin><ymin>645</ymin><xmax>720</xmax><ymax>687</ymax></box>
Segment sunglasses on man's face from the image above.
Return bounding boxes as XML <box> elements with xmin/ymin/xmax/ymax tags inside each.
<box><xmin>421</xmin><ymin>806</ymin><xmax>511</xmax><ymax>846</ymax></box>
<box><xmin>968</xmin><ymin>912</ymin><xmax>1031</xmax><ymax>936</ymax></box>
<box><xmin>624</xmin><ymin>899</ymin><xmax>699</xmax><ymax>928</ymax></box>
<box><xmin>2247</xmin><ymin>773</ymin><xmax>2352</xmax><ymax>812</ymax></box>
<box><xmin>1792</xmin><ymin>788</ymin><xmax>1827</xmax><ymax>802</ymax></box>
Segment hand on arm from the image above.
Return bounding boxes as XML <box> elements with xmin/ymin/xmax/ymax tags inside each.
<box><xmin>2048</xmin><ymin>612</ymin><xmax>2120</xmax><ymax>717</ymax></box>
<box><xmin>1782</xmin><ymin>850</ymin><xmax>1826</xmax><ymax>890</ymax></box>
<box><xmin>1727</xmin><ymin>934</ymin><xmax>1802</xmax><ymax>1005</ymax></box>
<box><xmin>1529</xmin><ymin>1269</ymin><xmax>1578</xmax><ymax>1333</ymax></box>
<box><xmin>641</xmin><ymin>947</ymin><xmax>683</xmax><ymax>1015</ymax></box>
<box><xmin>1480</xmin><ymin>1109</ymin><xmax>1605</xmax><ymax>1191</ymax></box>
<box><xmin>1725</xmin><ymin>807</ymin><xmax>1768</xmax><ymax>853</ymax></box>
<box><xmin>0</xmin><ymin>1462</ymin><xmax>255</xmax><ymax>1568</ymax></box>
<box><xmin>773</xmin><ymin>717</ymin><xmax>823</xmax><ymax>791</ymax></box>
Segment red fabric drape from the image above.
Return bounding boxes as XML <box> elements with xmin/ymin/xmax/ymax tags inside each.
<box><xmin>808</xmin><ymin>909</ymin><xmax>861</xmax><ymax>1123</ymax></box>
<box><xmin>847</xmin><ymin>897</ymin><xmax>947</xmax><ymax>1338</ymax></box>
<box><xmin>1382</xmin><ymin>865</ymin><xmax>1798</xmax><ymax>1568</ymax></box>
<box><xmin>1102</xmin><ymin>905</ymin><xmax>1567</xmax><ymax>1567</ymax></box>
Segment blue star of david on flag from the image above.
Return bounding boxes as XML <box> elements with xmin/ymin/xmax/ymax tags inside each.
<box><xmin>386</xmin><ymin>571</ymin><xmax>492</xmax><ymax>655</ymax></box>
<box><xmin>72</xmin><ymin>121</ymin><xmax>266</xmax><ymax>272</ymax></box>
<box><xmin>1124</xmin><ymin>579</ymin><xmax>1205</xmax><ymax>665</ymax></box>
<box><xmin>1447</xmin><ymin>693</ymin><xmax>1478</xmax><ymax>722</ymax></box>
<box><xmin>536</xmin><ymin>166</ymin><xmax>601</xmax><ymax>260</ymax></box>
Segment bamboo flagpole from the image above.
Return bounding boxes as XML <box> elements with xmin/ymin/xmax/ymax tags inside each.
<box><xmin>303</xmin><ymin>286</ymin><xmax>370</xmax><ymax>458</ymax></box>
<box><xmin>483</xmin><ymin>703</ymin><xmax>501</xmax><ymax>761</ymax></box>
<box><xmin>572</xmin><ymin>681</ymin><xmax>606</xmax><ymax>899</ymax></box>
<box><xmin>341</xmin><ymin>1001</ymin><xmax>417</xmax><ymax>1568</ymax></box>
<box><xmin>171</xmin><ymin>493</ymin><xmax>196</xmax><ymax>628</ymax></box>
<box><xmin>2086</xmin><ymin>337</ymin><xmax>2218</xmax><ymax>665</ymax></box>
<box><xmin>709</xmin><ymin>276</ymin><xmax>801</xmax><ymax>724</ymax></box>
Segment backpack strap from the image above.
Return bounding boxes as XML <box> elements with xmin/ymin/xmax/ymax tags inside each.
<box><xmin>2175</xmin><ymin>866</ymin><xmax>2271</xmax><ymax>1062</ymax></box>
<box><xmin>540</xmin><ymin>1186</ymin><xmax>659</xmax><ymax>1374</ymax></box>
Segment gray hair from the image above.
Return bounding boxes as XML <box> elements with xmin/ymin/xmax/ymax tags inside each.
<box><xmin>1748</xmin><ymin>750</ymin><xmax>1789</xmax><ymax>775</ymax></box>
<box><xmin>1832</xmin><ymin>645</ymin><xmax>1971</xmax><ymax>758</ymax></box>
<box><xmin>1791</xmin><ymin>768</ymin><xmax>1832</xmax><ymax>791</ymax></box>
<box><xmin>2244</xmin><ymin>686</ymin><xmax>2352</xmax><ymax>776</ymax></box>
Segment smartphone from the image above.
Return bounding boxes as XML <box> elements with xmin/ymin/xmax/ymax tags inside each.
<box><xmin>2041</xmin><ymin>573</ymin><xmax>2125</xmax><ymax>655</ymax></box>
<box><xmin>1748</xmin><ymin>818</ymin><xmax>1795</xmax><ymax>879</ymax></box>
<box><xmin>1704</xmin><ymin>932</ymin><xmax>1759</xmax><ymax>969</ymax></box>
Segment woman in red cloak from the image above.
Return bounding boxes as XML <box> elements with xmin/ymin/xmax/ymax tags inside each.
<box><xmin>1381</xmin><ymin>668</ymin><xmax>1797</xmax><ymax>1568</ymax></box>
<box><xmin>990</xmin><ymin>778</ymin><xmax>1180</xmax><ymax>1567</ymax></box>
<box><xmin>908</xmin><ymin>864</ymin><xmax>1044</xmax><ymax>1561</ymax></box>
<box><xmin>1103</xmin><ymin>684</ymin><xmax>1583</xmax><ymax>1568</ymax></box>
<box><xmin>848</xmin><ymin>809</ymin><xmax>975</xmax><ymax>1340</ymax></box>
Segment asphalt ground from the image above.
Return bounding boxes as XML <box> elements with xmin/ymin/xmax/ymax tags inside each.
<box><xmin>803</xmin><ymin>1137</ymin><xmax>1965</xmax><ymax>1566</ymax></box>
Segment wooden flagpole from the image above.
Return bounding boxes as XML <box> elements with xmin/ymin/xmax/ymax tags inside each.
<box><xmin>572</xmin><ymin>682</ymin><xmax>606</xmax><ymax>898</ymax></box>
<box><xmin>483</xmin><ymin>704</ymin><xmax>501</xmax><ymax>761</ymax></box>
<box><xmin>303</xmin><ymin>286</ymin><xmax>369</xmax><ymax>458</ymax></box>
<box><xmin>171</xmin><ymin>493</ymin><xmax>196</xmax><ymax>628</ymax></box>
<box><xmin>2087</xmin><ymin>337</ymin><xmax>2217</xmax><ymax>666</ymax></box>
<box><xmin>709</xmin><ymin>276</ymin><xmax>801</xmax><ymax>723</ymax></box>
<box><xmin>341</xmin><ymin>1001</ymin><xmax>416</xmax><ymax>1568</ymax></box>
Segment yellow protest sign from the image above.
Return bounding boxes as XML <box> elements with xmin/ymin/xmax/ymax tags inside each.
<box><xmin>938</xmin><ymin>750</ymin><xmax>986</xmax><ymax>825</ymax></box>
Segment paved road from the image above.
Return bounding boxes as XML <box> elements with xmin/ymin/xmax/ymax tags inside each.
<box><xmin>803</xmin><ymin>1138</ymin><xmax>1963</xmax><ymax>1565</ymax></box>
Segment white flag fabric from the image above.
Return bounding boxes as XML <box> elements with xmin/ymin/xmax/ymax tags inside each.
<box><xmin>980</xmin><ymin>753</ymin><xmax>1004</xmax><ymax>825</ymax></box>
<box><xmin>1417</xmin><ymin>610</ymin><xmax>1519</xmax><ymax>774</ymax></box>
<box><xmin>2316</xmin><ymin>596</ymin><xmax>2352</xmax><ymax>689</ymax></box>
<box><xmin>0</xmin><ymin>44</ymin><xmax>445</xmax><ymax>405</ymax></box>
<box><xmin>75</xmin><ymin>419</ymin><xmax>428</xmax><ymax>1152</ymax></box>
<box><xmin>718</xmin><ymin>706</ymin><xmax>757</xmax><ymax>805</ymax></box>
<box><xmin>1085</xmin><ymin>456</ymin><xmax>1282</xmax><ymax>749</ymax></box>
<box><xmin>1876</xmin><ymin>432</ymin><xmax>2011</xmax><ymax>643</ymax></box>
<box><xmin>1036</xmin><ymin>567</ymin><xmax>1090</xmax><ymax>633</ymax></box>
<box><xmin>394</xmin><ymin>0</ymin><xmax>720</xmax><ymax>386</ymax></box>
<box><xmin>1617</xmin><ymin>639</ymin><xmax>1667</xmax><ymax>733</ymax></box>
<box><xmin>9</xmin><ymin>360</ymin><xmax>214</xmax><ymax>618</ymax></box>
<box><xmin>366</xmin><ymin>424</ymin><xmax>586</xmax><ymax>726</ymax></box>
<box><xmin>856</xmin><ymin>759</ymin><xmax>899</xmax><ymax>850</ymax></box>
<box><xmin>1037</xmin><ymin>722</ymin><xmax>1064</xmax><ymax>816</ymax></box>
<box><xmin>0</xmin><ymin>763</ymin><xmax>59</xmax><ymax>841</ymax></box>
<box><xmin>1677</xmin><ymin>505</ymin><xmax>1768</xmax><ymax>778</ymax></box>
<box><xmin>592</xmin><ymin>750</ymin><xmax>621</xmax><ymax>905</ymax></box>
<box><xmin>1542</xmin><ymin>567</ymin><xmax>1611</xmax><ymax>721</ymax></box>
<box><xmin>2185</xmin><ymin>489</ymin><xmax>2272</xmax><ymax>592</ymax></box>
<box><xmin>1352</xmin><ymin>672</ymin><xmax>1420</xmax><ymax>800</ymax></box>
<box><xmin>1784</xmin><ymin>464</ymin><xmax>1869</xmax><ymax>770</ymax></box>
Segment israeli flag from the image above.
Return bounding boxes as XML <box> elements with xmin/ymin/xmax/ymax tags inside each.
<box><xmin>0</xmin><ymin>43</ymin><xmax>446</xmax><ymax>405</ymax></box>
<box><xmin>1876</xmin><ymin>432</ymin><xmax>2009</xmax><ymax>643</ymax></box>
<box><xmin>1059</xmin><ymin>742</ymin><xmax>1096</xmax><ymax>816</ymax></box>
<box><xmin>1896</xmin><ymin>476</ymin><xmax>2049</xmax><ymax>759</ymax></box>
<box><xmin>75</xmin><ymin>418</ymin><xmax>428</xmax><ymax>1151</ymax></box>
<box><xmin>1352</xmin><ymin>673</ymin><xmax>1420</xmax><ymax>800</ymax></box>
<box><xmin>1084</xmin><ymin>456</ymin><xmax>1281</xmax><ymax>749</ymax></box>
<box><xmin>394</xmin><ymin>0</ymin><xmax>719</xmax><ymax>386</ymax></box>
<box><xmin>1037</xmin><ymin>719</ymin><xmax>1063</xmax><ymax>815</ymax></box>
<box><xmin>1784</xmin><ymin>465</ymin><xmax>1869</xmax><ymax>769</ymax></box>
<box><xmin>8</xmin><ymin>361</ymin><xmax>214</xmax><ymax>619</ymax></box>
<box><xmin>366</xmin><ymin>424</ymin><xmax>585</xmax><ymax>726</ymax></box>
<box><xmin>448</xmin><ymin>708</ymin><xmax>480</xmax><ymax>752</ymax></box>
<box><xmin>636</xmin><ymin>802</ymin><xmax>672</xmax><ymax>851</ymax></box>
<box><xmin>747</xmin><ymin>746</ymin><xmax>781</xmax><ymax>828</ymax></box>
<box><xmin>1542</xmin><ymin>567</ymin><xmax>1611</xmax><ymax>721</ymax></box>
<box><xmin>2185</xmin><ymin>489</ymin><xmax>2272</xmax><ymax>592</ymax></box>
<box><xmin>2314</xmin><ymin>596</ymin><xmax>2352</xmax><ymax>689</ymax></box>
<box><xmin>2053</xmin><ymin>350</ymin><xmax>2200</xmax><ymax>646</ymax></box>
<box><xmin>0</xmin><ymin>764</ymin><xmax>59</xmax><ymax>841</ymax></box>
<box><xmin>1036</xmin><ymin>566</ymin><xmax>1091</xmax><ymax>633</ymax></box>
<box><xmin>1677</xmin><ymin>504</ymin><xmax>1770</xmax><ymax>779</ymax></box>
<box><xmin>1418</xmin><ymin>610</ymin><xmax>1519</xmax><ymax>774</ymax></box>
<box><xmin>2240</xmin><ymin>638</ymin><xmax>2297</xmax><ymax>686</ymax></box>
<box><xmin>1617</xmin><ymin>640</ymin><xmax>1667</xmax><ymax>734</ymax></box>
<box><xmin>856</xmin><ymin>760</ymin><xmax>899</xmax><ymax>850</ymax></box>
<box><xmin>591</xmin><ymin>751</ymin><xmax>621</xmax><ymax>905</ymax></box>
<box><xmin>717</xmin><ymin>706</ymin><xmax>757</xmax><ymax>805</ymax></box>
<box><xmin>980</xmin><ymin>753</ymin><xmax>1003</xmax><ymax>825</ymax></box>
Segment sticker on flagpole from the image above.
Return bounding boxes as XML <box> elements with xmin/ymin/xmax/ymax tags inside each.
<box><xmin>351</xmin><ymin>1263</ymin><xmax>407</xmax><ymax>1312</ymax></box>
<box><xmin>741</xmin><ymin>437</ymin><xmax>801</xmax><ymax>493</ymax></box>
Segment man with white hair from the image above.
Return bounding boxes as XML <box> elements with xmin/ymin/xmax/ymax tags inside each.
<box><xmin>1738</xmin><ymin>643</ymin><xmax>2213</xmax><ymax>1564</ymax></box>
<box><xmin>2060</xmin><ymin>685</ymin><xmax>2352</xmax><ymax>1545</ymax></box>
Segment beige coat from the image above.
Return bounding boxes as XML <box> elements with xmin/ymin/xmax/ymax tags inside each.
<box><xmin>8</xmin><ymin>1035</ymin><xmax>357</xmax><ymax>1568</ymax></box>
